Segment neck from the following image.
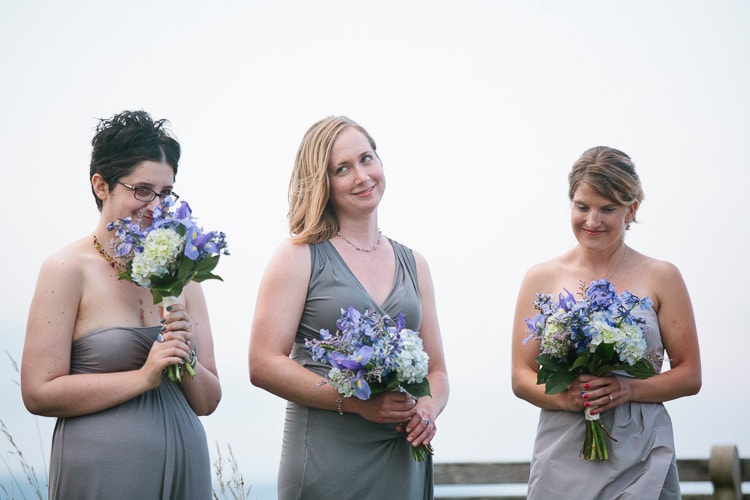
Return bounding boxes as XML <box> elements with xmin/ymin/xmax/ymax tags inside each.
<box><xmin>577</xmin><ymin>244</ymin><xmax>628</xmax><ymax>282</ymax></box>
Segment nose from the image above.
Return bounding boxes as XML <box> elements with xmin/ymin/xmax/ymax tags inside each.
<box><xmin>146</xmin><ymin>196</ymin><xmax>163</xmax><ymax>211</ymax></box>
<box><xmin>585</xmin><ymin>210</ymin><xmax>601</xmax><ymax>227</ymax></box>
<box><xmin>353</xmin><ymin>165</ymin><xmax>369</xmax><ymax>184</ymax></box>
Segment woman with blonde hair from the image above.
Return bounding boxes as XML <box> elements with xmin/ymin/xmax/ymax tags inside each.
<box><xmin>249</xmin><ymin>116</ymin><xmax>449</xmax><ymax>499</ymax></box>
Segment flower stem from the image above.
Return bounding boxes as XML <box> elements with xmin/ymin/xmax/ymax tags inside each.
<box><xmin>410</xmin><ymin>443</ymin><xmax>434</xmax><ymax>462</ymax></box>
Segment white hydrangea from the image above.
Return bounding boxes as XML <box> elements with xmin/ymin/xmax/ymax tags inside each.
<box><xmin>131</xmin><ymin>228</ymin><xmax>184</xmax><ymax>287</ymax></box>
<box><xmin>328</xmin><ymin>367</ymin><xmax>355</xmax><ymax>397</ymax></box>
<box><xmin>617</xmin><ymin>322</ymin><xmax>648</xmax><ymax>365</ymax></box>
<box><xmin>395</xmin><ymin>331</ymin><xmax>430</xmax><ymax>384</ymax></box>
<box><xmin>587</xmin><ymin>311</ymin><xmax>625</xmax><ymax>351</ymax></box>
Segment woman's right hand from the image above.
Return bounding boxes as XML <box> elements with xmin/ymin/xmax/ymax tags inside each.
<box><xmin>354</xmin><ymin>391</ymin><xmax>418</xmax><ymax>424</ymax></box>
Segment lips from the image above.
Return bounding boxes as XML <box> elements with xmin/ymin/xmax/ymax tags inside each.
<box><xmin>354</xmin><ymin>185</ymin><xmax>375</xmax><ymax>196</ymax></box>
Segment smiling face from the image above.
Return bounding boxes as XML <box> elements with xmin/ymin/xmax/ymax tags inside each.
<box><xmin>571</xmin><ymin>182</ymin><xmax>636</xmax><ymax>251</ymax></box>
<box><xmin>327</xmin><ymin>126</ymin><xmax>385</xmax><ymax>219</ymax></box>
<box><xmin>95</xmin><ymin>160</ymin><xmax>176</xmax><ymax>228</ymax></box>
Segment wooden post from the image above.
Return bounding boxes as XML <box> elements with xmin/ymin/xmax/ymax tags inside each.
<box><xmin>709</xmin><ymin>444</ymin><xmax>742</xmax><ymax>500</ymax></box>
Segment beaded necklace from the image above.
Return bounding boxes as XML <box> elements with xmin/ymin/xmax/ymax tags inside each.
<box><xmin>93</xmin><ymin>235</ymin><xmax>126</xmax><ymax>272</ymax></box>
<box><xmin>336</xmin><ymin>229</ymin><xmax>382</xmax><ymax>253</ymax></box>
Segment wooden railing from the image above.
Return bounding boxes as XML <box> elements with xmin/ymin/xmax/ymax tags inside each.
<box><xmin>434</xmin><ymin>445</ymin><xmax>748</xmax><ymax>500</ymax></box>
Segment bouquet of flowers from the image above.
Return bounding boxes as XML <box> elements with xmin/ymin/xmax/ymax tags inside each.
<box><xmin>305</xmin><ymin>306</ymin><xmax>433</xmax><ymax>462</ymax></box>
<box><xmin>524</xmin><ymin>279</ymin><xmax>657</xmax><ymax>460</ymax></box>
<box><xmin>107</xmin><ymin>198</ymin><xmax>229</xmax><ymax>382</ymax></box>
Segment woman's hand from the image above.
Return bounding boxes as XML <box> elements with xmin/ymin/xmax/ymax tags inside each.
<box><xmin>402</xmin><ymin>402</ymin><xmax>437</xmax><ymax>448</ymax></box>
<box><xmin>142</xmin><ymin>301</ymin><xmax>195</xmax><ymax>386</ymax></box>
<box><xmin>160</xmin><ymin>301</ymin><xmax>195</xmax><ymax>348</ymax></box>
<box><xmin>356</xmin><ymin>391</ymin><xmax>418</xmax><ymax>424</ymax></box>
<box><xmin>568</xmin><ymin>374</ymin><xmax>632</xmax><ymax>415</ymax></box>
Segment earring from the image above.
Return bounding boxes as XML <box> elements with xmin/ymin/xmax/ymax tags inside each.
<box><xmin>625</xmin><ymin>221</ymin><xmax>631</xmax><ymax>230</ymax></box>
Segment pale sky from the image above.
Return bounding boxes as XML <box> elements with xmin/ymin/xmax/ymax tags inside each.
<box><xmin>2</xmin><ymin>1</ymin><xmax>749</xmax><ymax>497</ymax></box>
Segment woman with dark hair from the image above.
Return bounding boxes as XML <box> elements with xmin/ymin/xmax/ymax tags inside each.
<box><xmin>22</xmin><ymin>110</ymin><xmax>221</xmax><ymax>500</ymax></box>
<box><xmin>511</xmin><ymin>146</ymin><xmax>701</xmax><ymax>499</ymax></box>
<box><xmin>249</xmin><ymin>116</ymin><xmax>449</xmax><ymax>499</ymax></box>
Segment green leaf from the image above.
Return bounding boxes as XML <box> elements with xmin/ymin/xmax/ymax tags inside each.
<box><xmin>535</xmin><ymin>354</ymin><xmax>568</xmax><ymax>373</ymax></box>
<box><xmin>543</xmin><ymin>371</ymin><xmax>576</xmax><ymax>394</ymax></box>
<box><xmin>570</xmin><ymin>355</ymin><xmax>590</xmax><ymax>372</ymax></box>
<box><xmin>623</xmin><ymin>359</ymin><xmax>656</xmax><ymax>378</ymax></box>
<box><xmin>402</xmin><ymin>379</ymin><xmax>431</xmax><ymax>398</ymax></box>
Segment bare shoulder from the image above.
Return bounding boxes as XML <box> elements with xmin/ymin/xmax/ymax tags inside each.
<box><xmin>632</xmin><ymin>250</ymin><xmax>685</xmax><ymax>284</ymax></box>
<box><xmin>28</xmin><ymin>238</ymin><xmax>89</xmax><ymax>322</ymax></box>
<box><xmin>37</xmin><ymin>238</ymin><xmax>89</xmax><ymax>282</ymax></box>
<box><xmin>626</xmin><ymin>250</ymin><xmax>689</xmax><ymax>310</ymax></box>
<box><xmin>408</xmin><ymin>247</ymin><xmax>429</xmax><ymax>270</ymax></box>
<box><xmin>273</xmin><ymin>238</ymin><xmax>311</xmax><ymax>265</ymax></box>
<box><xmin>639</xmin><ymin>253</ymin><xmax>681</xmax><ymax>275</ymax></box>
<box><xmin>261</xmin><ymin>238</ymin><xmax>312</xmax><ymax>283</ymax></box>
<box><xmin>522</xmin><ymin>255</ymin><xmax>570</xmax><ymax>291</ymax></box>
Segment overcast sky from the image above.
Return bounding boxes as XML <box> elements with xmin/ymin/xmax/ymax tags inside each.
<box><xmin>2</xmin><ymin>1</ymin><xmax>749</xmax><ymax>497</ymax></box>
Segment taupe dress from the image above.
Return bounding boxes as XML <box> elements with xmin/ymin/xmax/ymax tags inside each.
<box><xmin>278</xmin><ymin>239</ymin><xmax>433</xmax><ymax>500</ymax></box>
<box><xmin>48</xmin><ymin>326</ymin><xmax>211</xmax><ymax>500</ymax></box>
<box><xmin>527</xmin><ymin>307</ymin><xmax>681</xmax><ymax>499</ymax></box>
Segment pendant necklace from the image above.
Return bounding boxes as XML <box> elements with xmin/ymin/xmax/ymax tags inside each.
<box><xmin>93</xmin><ymin>235</ymin><xmax>126</xmax><ymax>272</ymax></box>
<box><xmin>578</xmin><ymin>245</ymin><xmax>629</xmax><ymax>281</ymax></box>
<box><xmin>337</xmin><ymin>229</ymin><xmax>383</xmax><ymax>253</ymax></box>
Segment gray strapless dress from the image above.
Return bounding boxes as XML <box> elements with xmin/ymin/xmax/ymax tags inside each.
<box><xmin>527</xmin><ymin>307</ymin><xmax>681</xmax><ymax>500</ymax></box>
<box><xmin>278</xmin><ymin>239</ymin><xmax>434</xmax><ymax>500</ymax></box>
<box><xmin>48</xmin><ymin>326</ymin><xmax>211</xmax><ymax>500</ymax></box>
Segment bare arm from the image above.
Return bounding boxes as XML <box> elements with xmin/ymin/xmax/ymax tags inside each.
<box><xmin>248</xmin><ymin>240</ymin><xmax>344</xmax><ymax>409</ymax></box>
<box><xmin>400</xmin><ymin>250</ymin><xmax>449</xmax><ymax>448</ymax></box>
<box><xmin>22</xmin><ymin>254</ymin><xmax>162</xmax><ymax>417</ymax></box>
<box><xmin>173</xmin><ymin>282</ymin><xmax>222</xmax><ymax>415</ymax></box>
<box><xmin>611</xmin><ymin>262</ymin><xmax>702</xmax><ymax>404</ymax></box>
<box><xmin>511</xmin><ymin>265</ymin><xmax>578</xmax><ymax>411</ymax></box>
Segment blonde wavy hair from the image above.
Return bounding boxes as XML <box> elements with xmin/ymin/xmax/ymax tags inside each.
<box><xmin>288</xmin><ymin>116</ymin><xmax>377</xmax><ymax>244</ymax></box>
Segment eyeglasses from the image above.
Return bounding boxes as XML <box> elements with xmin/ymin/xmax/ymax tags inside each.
<box><xmin>117</xmin><ymin>181</ymin><xmax>179</xmax><ymax>204</ymax></box>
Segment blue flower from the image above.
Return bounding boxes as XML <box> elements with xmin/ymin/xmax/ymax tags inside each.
<box><xmin>329</xmin><ymin>346</ymin><xmax>374</xmax><ymax>399</ymax></box>
<box><xmin>184</xmin><ymin>227</ymin><xmax>210</xmax><ymax>260</ymax></box>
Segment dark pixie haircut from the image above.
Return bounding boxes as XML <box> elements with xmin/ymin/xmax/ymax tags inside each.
<box><xmin>568</xmin><ymin>146</ymin><xmax>644</xmax><ymax>221</ymax></box>
<box><xmin>89</xmin><ymin>110</ymin><xmax>180</xmax><ymax>210</ymax></box>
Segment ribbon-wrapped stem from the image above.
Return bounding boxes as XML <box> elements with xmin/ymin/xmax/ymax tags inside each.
<box><xmin>160</xmin><ymin>296</ymin><xmax>196</xmax><ymax>383</ymax></box>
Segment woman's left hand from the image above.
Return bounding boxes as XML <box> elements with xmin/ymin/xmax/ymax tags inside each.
<box><xmin>159</xmin><ymin>301</ymin><xmax>196</xmax><ymax>369</ymax></box>
<box><xmin>402</xmin><ymin>403</ymin><xmax>437</xmax><ymax>448</ymax></box>
<box><xmin>578</xmin><ymin>374</ymin><xmax>632</xmax><ymax>414</ymax></box>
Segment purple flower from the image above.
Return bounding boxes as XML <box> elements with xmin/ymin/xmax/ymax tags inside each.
<box><xmin>329</xmin><ymin>346</ymin><xmax>374</xmax><ymax>399</ymax></box>
<box><xmin>184</xmin><ymin>227</ymin><xmax>211</xmax><ymax>260</ymax></box>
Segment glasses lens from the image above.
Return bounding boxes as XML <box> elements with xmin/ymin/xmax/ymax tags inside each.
<box><xmin>133</xmin><ymin>187</ymin><xmax>157</xmax><ymax>202</ymax></box>
<box><xmin>159</xmin><ymin>192</ymin><xmax>178</xmax><ymax>205</ymax></box>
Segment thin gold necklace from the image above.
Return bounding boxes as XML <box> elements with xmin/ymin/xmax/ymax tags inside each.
<box><xmin>337</xmin><ymin>229</ymin><xmax>383</xmax><ymax>253</ymax></box>
<box><xmin>93</xmin><ymin>235</ymin><xmax>126</xmax><ymax>272</ymax></box>
<box><xmin>578</xmin><ymin>245</ymin><xmax>628</xmax><ymax>281</ymax></box>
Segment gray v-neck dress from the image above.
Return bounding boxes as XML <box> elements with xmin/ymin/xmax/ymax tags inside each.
<box><xmin>278</xmin><ymin>239</ymin><xmax>434</xmax><ymax>500</ymax></box>
<box><xmin>527</xmin><ymin>307</ymin><xmax>681</xmax><ymax>499</ymax></box>
<box><xmin>48</xmin><ymin>326</ymin><xmax>211</xmax><ymax>500</ymax></box>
